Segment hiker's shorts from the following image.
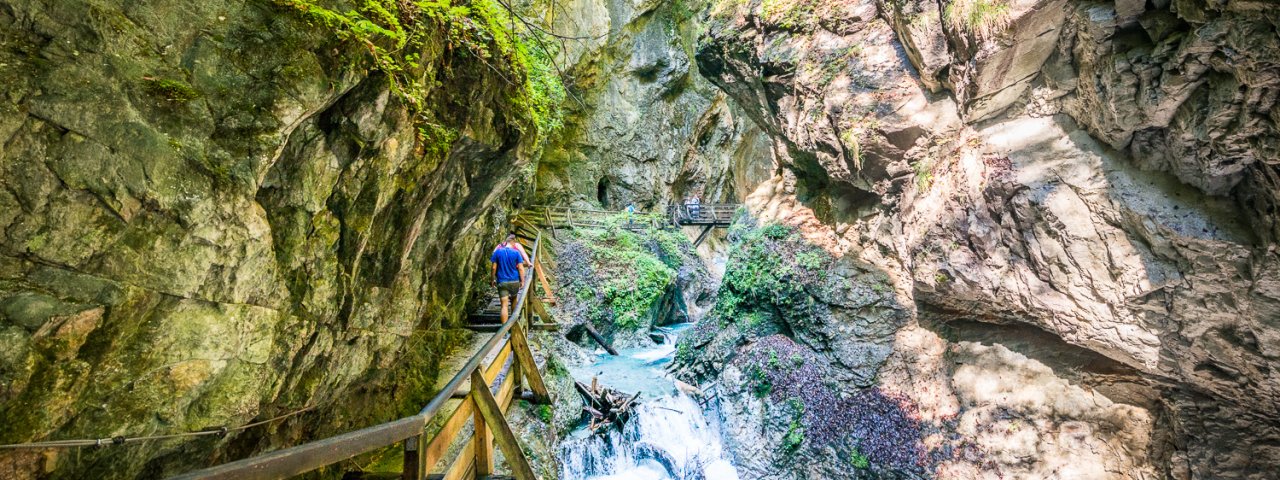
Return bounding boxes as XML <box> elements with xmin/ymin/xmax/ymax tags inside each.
<box><xmin>497</xmin><ymin>281</ymin><xmax>521</xmax><ymax>298</ymax></box>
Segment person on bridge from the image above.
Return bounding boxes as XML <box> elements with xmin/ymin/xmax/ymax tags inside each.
<box><xmin>491</xmin><ymin>234</ymin><xmax>527</xmax><ymax>324</ymax></box>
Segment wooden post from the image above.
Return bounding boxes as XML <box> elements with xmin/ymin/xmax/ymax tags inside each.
<box><xmin>401</xmin><ymin>435</ymin><xmax>424</xmax><ymax>480</ymax></box>
<box><xmin>693</xmin><ymin>224</ymin><xmax>715</xmax><ymax>248</ymax></box>
<box><xmin>469</xmin><ymin>370</ymin><xmax>538</xmax><ymax>480</ymax></box>
<box><xmin>512</xmin><ymin>340</ymin><xmax>524</xmax><ymax>396</ymax></box>
<box><xmin>530</xmin><ymin>296</ymin><xmax>555</xmax><ymax>326</ymax></box>
<box><xmin>473</xmin><ymin>403</ymin><xmax>493</xmax><ymax>476</ymax></box>
<box><xmin>545</xmin><ymin>210</ymin><xmax>557</xmax><ymax>239</ymax></box>
<box><xmin>508</xmin><ymin>322</ymin><xmax>551</xmax><ymax>403</ymax></box>
<box><xmin>523</xmin><ymin>286</ymin><xmax>532</xmax><ymax>330</ymax></box>
<box><xmin>534</xmin><ymin>261</ymin><xmax>555</xmax><ymax>305</ymax></box>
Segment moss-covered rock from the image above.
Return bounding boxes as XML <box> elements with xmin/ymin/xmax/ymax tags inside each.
<box><xmin>0</xmin><ymin>0</ymin><xmax>557</xmax><ymax>477</ymax></box>
<box><xmin>676</xmin><ymin>218</ymin><xmax>906</xmax><ymax>386</ymax></box>
<box><xmin>552</xmin><ymin>219</ymin><xmax>710</xmax><ymax>348</ymax></box>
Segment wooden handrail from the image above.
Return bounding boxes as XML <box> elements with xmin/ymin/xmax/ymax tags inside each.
<box><xmin>169</xmin><ymin>233</ymin><xmax>548</xmax><ymax>480</ymax></box>
<box><xmin>523</xmin><ymin>204</ymin><xmax>737</xmax><ymax>230</ymax></box>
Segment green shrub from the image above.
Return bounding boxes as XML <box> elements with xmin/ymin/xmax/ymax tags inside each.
<box><xmin>748</xmin><ymin>364</ymin><xmax>771</xmax><ymax>398</ymax></box>
<box><xmin>782</xmin><ymin>418</ymin><xmax>805</xmax><ymax>452</ymax></box>
<box><xmin>579</xmin><ymin>228</ymin><xmax>678</xmax><ymax>331</ymax></box>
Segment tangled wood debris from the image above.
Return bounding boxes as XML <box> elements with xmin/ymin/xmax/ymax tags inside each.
<box><xmin>574</xmin><ymin>377</ymin><xmax>639</xmax><ymax>434</ymax></box>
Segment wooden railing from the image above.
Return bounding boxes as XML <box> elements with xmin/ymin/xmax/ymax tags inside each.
<box><xmin>518</xmin><ymin>205</ymin><xmax>659</xmax><ymax>230</ymax></box>
<box><xmin>666</xmin><ymin>204</ymin><xmax>736</xmax><ymax>226</ymax></box>
<box><xmin>169</xmin><ymin>233</ymin><xmax>555</xmax><ymax>480</ymax></box>
<box><xmin>520</xmin><ymin>204</ymin><xmax>738</xmax><ymax>231</ymax></box>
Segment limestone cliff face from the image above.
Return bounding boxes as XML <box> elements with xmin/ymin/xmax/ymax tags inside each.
<box><xmin>0</xmin><ymin>1</ymin><xmax>542</xmax><ymax>477</ymax></box>
<box><xmin>531</xmin><ymin>0</ymin><xmax>774</xmax><ymax>209</ymax></box>
<box><xmin>688</xmin><ymin>0</ymin><xmax>1280</xmax><ymax>478</ymax></box>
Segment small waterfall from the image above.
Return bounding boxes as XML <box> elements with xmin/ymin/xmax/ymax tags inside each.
<box><xmin>561</xmin><ymin>324</ymin><xmax>740</xmax><ymax>480</ymax></box>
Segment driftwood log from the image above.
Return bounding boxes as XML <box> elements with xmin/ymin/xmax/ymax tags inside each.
<box><xmin>574</xmin><ymin>377</ymin><xmax>640</xmax><ymax>434</ymax></box>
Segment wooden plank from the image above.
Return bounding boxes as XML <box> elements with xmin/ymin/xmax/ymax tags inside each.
<box><xmin>423</xmin><ymin>397</ymin><xmax>472</xmax><ymax>471</ymax></box>
<box><xmin>423</xmin><ymin>342</ymin><xmax>510</xmax><ymax>471</ymax></box>
<box><xmin>169</xmin><ymin>415</ymin><xmax>428</xmax><ymax>480</ymax></box>
<box><xmin>440</xmin><ymin>442</ymin><xmax>473</xmax><ymax>480</ymax></box>
<box><xmin>497</xmin><ymin>355</ymin><xmax>518</xmax><ymax>408</ymax></box>
<box><xmin>508</xmin><ymin>323</ymin><xmax>550</xmax><ymax>404</ymax></box>
<box><xmin>484</xmin><ymin>344</ymin><xmax>512</xmax><ymax>383</ymax></box>
<box><xmin>465</xmin><ymin>323</ymin><xmax>559</xmax><ymax>332</ymax></box>
<box><xmin>693</xmin><ymin>224</ymin><xmax>715</xmax><ymax>248</ymax></box>
<box><xmin>469</xmin><ymin>370</ymin><xmax>537</xmax><ymax>480</ymax></box>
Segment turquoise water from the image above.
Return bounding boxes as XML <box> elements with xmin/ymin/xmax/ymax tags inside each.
<box><xmin>565</xmin><ymin>324</ymin><xmax>690</xmax><ymax>401</ymax></box>
<box><xmin>559</xmin><ymin>324</ymin><xmax>740</xmax><ymax>480</ymax></box>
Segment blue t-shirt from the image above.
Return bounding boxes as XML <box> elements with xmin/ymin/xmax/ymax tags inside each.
<box><xmin>491</xmin><ymin>247</ymin><xmax>524</xmax><ymax>283</ymax></box>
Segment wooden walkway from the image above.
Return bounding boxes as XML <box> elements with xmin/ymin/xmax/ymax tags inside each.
<box><xmin>518</xmin><ymin>204</ymin><xmax>737</xmax><ymax>247</ymax></box>
<box><xmin>170</xmin><ymin>233</ymin><xmax>557</xmax><ymax>480</ymax></box>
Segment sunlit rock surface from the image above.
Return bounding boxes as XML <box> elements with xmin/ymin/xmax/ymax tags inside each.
<box><xmin>680</xmin><ymin>0</ymin><xmax>1280</xmax><ymax>478</ymax></box>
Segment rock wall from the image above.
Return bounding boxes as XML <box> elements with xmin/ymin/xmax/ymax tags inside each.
<box><xmin>0</xmin><ymin>1</ymin><xmax>545</xmax><ymax>478</ymax></box>
<box><xmin>683</xmin><ymin>0</ymin><xmax>1280</xmax><ymax>478</ymax></box>
<box><xmin>531</xmin><ymin>0</ymin><xmax>774</xmax><ymax>210</ymax></box>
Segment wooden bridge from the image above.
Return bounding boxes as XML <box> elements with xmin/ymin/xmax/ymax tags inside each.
<box><xmin>170</xmin><ymin>233</ymin><xmax>558</xmax><ymax>480</ymax></box>
<box><xmin>518</xmin><ymin>204</ymin><xmax>736</xmax><ymax>246</ymax></box>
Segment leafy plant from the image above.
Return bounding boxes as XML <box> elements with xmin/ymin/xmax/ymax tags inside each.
<box><xmin>576</xmin><ymin>227</ymin><xmax>679</xmax><ymax>331</ymax></box>
<box><xmin>912</xmin><ymin>157</ymin><xmax>935</xmax><ymax>191</ymax></box>
<box><xmin>748</xmin><ymin>364</ymin><xmax>772</xmax><ymax>398</ymax></box>
<box><xmin>782</xmin><ymin>418</ymin><xmax>805</xmax><ymax>452</ymax></box>
<box><xmin>851</xmin><ymin>447</ymin><xmax>870</xmax><ymax>469</ymax></box>
<box><xmin>943</xmin><ymin>0</ymin><xmax>1011</xmax><ymax>39</ymax></box>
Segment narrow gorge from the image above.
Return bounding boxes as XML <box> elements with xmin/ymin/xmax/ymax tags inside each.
<box><xmin>1</xmin><ymin>0</ymin><xmax>1277</xmax><ymax>479</ymax></box>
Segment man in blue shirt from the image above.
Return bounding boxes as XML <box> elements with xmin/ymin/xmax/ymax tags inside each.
<box><xmin>490</xmin><ymin>234</ymin><xmax>527</xmax><ymax>324</ymax></box>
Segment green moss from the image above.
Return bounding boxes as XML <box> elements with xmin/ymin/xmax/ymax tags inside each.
<box><xmin>565</xmin><ymin>221</ymin><xmax>695</xmax><ymax>332</ymax></box>
<box><xmin>760</xmin><ymin>0</ymin><xmax>819</xmax><ymax>30</ymax></box>
<box><xmin>277</xmin><ymin>0</ymin><xmax>565</xmax><ymax>140</ymax></box>
<box><xmin>143</xmin><ymin>77</ymin><xmax>200</xmax><ymax>102</ymax></box>
<box><xmin>589</xmin><ymin>231</ymin><xmax>675</xmax><ymax>330</ymax></box>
